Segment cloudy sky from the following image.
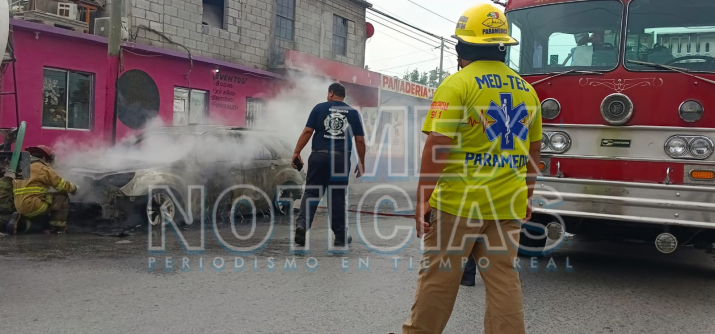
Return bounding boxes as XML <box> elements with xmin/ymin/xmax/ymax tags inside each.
<box><xmin>364</xmin><ymin>0</ymin><xmax>491</xmax><ymax>78</ymax></box>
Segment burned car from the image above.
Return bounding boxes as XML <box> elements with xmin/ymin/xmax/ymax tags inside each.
<box><xmin>62</xmin><ymin>126</ymin><xmax>305</xmax><ymax>225</ymax></box>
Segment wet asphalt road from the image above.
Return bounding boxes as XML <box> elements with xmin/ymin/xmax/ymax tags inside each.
<box><xmin>1</xmin><ymin>182</ymin><xmax>714</xmax><ymax>334</ymax></box>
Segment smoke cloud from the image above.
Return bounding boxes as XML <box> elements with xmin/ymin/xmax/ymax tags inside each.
<box><xmin>52</xmin><ymin>71</ymin><xmax>341</xmax><ymax>208</ymax></box>
<box><xmin>254</xmin><ymin>71</ymin><xmax>337</xmax><ymax>161</ymax></box>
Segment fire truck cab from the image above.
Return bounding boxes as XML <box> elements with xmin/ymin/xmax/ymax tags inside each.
<box><xmin>504</xmin><ymin>0</ymin><xmax>715</xmax><ymax>254</ymax></box>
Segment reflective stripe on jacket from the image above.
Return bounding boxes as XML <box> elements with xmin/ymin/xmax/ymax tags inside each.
<box><xmin>13</xmin><ymin>159</ymin><xmax>76</xmax><ymax>216</ymax></box>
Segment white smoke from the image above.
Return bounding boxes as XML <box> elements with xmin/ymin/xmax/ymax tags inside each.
<box><xmin>254</xmin><ymin>71</ymin><xmax>336</xmax><ymax>161</ymax></box>
<box><xmin>51</xmin><ymin>71</ymin><xmax>340</xmax><ymax>205</ymax></box>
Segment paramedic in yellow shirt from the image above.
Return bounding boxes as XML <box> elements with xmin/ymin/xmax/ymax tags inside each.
<box><xmin>402</xmin><ymin>4</ymin><xmax>541</xmax><ymax>334</ymax></box>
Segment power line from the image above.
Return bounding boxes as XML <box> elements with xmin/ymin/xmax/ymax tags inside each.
<box><xmin>372</xmin><ymin>3</ymin><xmax>456</xmax><ymax>46</ymax></box>
<box><xmin>367</xmin><ymin>14</ymin><xmax>441</xmax><ymax>49</ymax></box>
<box><xmin>367</xmin><ymin>7</ymin><xmax>445</xmax><ymax>42</ymax></box>
<box><xmin>371</xmin><ymin>3</ymin><xmax>422</xmax><ymax>29</ymax></box>
<box><xmin>367</xmin><ymin>14</ymin><xmax>458</xmax><ymax>58</ymax></box>
<box><xmin>367</xmin><ymin>13</ymin><xmax>442</xmax><ymax>48</ymax></box>
<box><xmin>380</xmin><ymin>69</ymin><xmax>407</xmax><ymax>76</ymax></box>
<box><xmin>367</xmin><ymin>25</ymin><xmax>439</xmax><ymax>59</ymax></box>
<box><xmin>406</xmin><ymin>0</ymin><xmax>456</xmax><ymax>24</ymax></box>
<box><xmin>376</xmin><ymin>58</ymin><xmax>441</xmax><ymax>72</ymax></box>
<box><xmin>369</xmin><ymin>51</ymin><xmax>432</xmax><ymax>63</ymax></box>
<box><xmin>366</xmin><ymin>26</ymin><xmax>458</xmax><ymax>73</ymax></box>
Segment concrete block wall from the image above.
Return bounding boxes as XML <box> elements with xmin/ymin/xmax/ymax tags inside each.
<box><xmin>125</xmin><ymin>0</ymin><xmax>369</xmax><ymax>71</ymax></box>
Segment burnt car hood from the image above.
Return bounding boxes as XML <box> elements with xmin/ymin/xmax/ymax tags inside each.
<box><xmin>60</xmin><ymin>158</ymin><xmax>171</xmax><ymax>180</ymax></box>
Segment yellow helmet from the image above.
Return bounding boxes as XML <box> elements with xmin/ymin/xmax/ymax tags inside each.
<box><xmin>453</xmin><ymin>3</ymin><xmax>518</xmax><ymax>46</ymax></box>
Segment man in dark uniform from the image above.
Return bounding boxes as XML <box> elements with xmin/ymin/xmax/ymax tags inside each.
<box><xmin>291</xmin><ymin>83</ymin><xmax>366</xmax><ymax>246</ymax></box>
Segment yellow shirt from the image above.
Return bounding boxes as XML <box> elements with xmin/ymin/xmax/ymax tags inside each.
<box><xmin>422</xmin><ymin>61</ymin><xmax>542</xmax><ymax>220</ymax></box>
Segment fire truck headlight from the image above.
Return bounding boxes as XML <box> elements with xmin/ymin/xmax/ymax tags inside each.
<box><xmin>600</xmin><ymin>93</ymin><xmax>634</xmax><ymax>125</ymax></box>
<box><xmin>541</xmin><ymin>132</ymin><xmax>550</xmax><ymax>150</ymax></box>
<box><xmin>665</xmin><ymin>136</ymin><xmax>689</xmax><ymax>158</ymax></box>
<box><xmin>541</xmin><ymin>99</ymin><xmax>561</xmax><ymax>120</ymax></box>
<box><xmin>689</xmin><ymin>137</ymin><xmax>714</xmax><ymax>159</ymax></box>
<box><xmin>679</xmin><ymin>100</ymin><xmax>704</xmax><ymax>123</ymax></box>
<box><xmin>549</xmin><ymin>132</ymin><xmax>571</xmax><ymax>153</ymax></box>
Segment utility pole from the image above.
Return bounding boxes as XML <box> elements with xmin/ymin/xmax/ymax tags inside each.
<box><xmin>438</xmin><ymin>38</ymin><xmax>445</xmax><ymax>84</ymax></box>
<box><xmin>108</xmin><ymin>0</ymin><xmax>123</xmax><ymax>55</ymax></box>
<box><xmin>104</xmin><ymin>0</ymin><xmax>123</xmax><ymax>145</ymax></box>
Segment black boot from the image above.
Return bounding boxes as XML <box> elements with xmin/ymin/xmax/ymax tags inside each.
<box><xmin>4</xmin><ymin>212</ymin><xmax>20</xmax><ymax>235</ymax></box>
<box><xmin>334</xmin><ymin>235</ymin><xmax>352</xmax><ymax>247</ymax></box>
<box><xmin>295</xmin><ymin>226</ymin><xmax>306</xmax><ymax>246</ymax></box>
<box><xmin>460</xmin><ymin>275</ymin><xmax>476</xmax><ymax>287</ymax></box>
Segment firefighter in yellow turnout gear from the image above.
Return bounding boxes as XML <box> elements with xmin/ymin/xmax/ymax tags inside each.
<box><xmin>10</xmin><ymin>145</ymin><xmax>77</xmax><ymax>233</ymax></box>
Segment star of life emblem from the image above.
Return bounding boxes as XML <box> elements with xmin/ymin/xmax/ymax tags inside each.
<box><xmin>485</xmin><ymin>93</ymin><xmax>530</xmax><ymax>151</ymax></box>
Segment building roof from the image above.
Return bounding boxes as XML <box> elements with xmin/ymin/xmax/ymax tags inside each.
<box><xmin>73</xmin><ymin>0</ymin><xmax>104</xmax><ymax>8</ymax></box>
<box><xmin>348</xmin><ymin>0</ymin><xmax>373</xmax><ymax>8</ymax></box>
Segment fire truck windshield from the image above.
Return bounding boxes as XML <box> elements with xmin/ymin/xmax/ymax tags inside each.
<box><xmin>625</xmin><ymin>0</ymin><xmax>715</xmax><ymax>73</ymax></box>
<box><xmin>505</xmin><ymin>0</ymin><xmax>623</xmax><ymax>76</ymax></box>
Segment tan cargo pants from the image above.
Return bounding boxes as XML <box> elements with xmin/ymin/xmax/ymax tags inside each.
<box><xmin>25</xmin><ymin>193</ymin><xmax>71</xmax><ymax>232</ymax></box>
<box><xmin>402</xmin><ymin>210</ymin><xmax>525</xmax><ymax>334</ymax></box>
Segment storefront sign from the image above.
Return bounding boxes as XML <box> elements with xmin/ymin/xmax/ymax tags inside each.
<box><xmin>381</xmin><ymin>76</ymin><xmax>435</xmax><ymax>100</ymax></box>
<box><xmin>210</xmin><ymin>73</ymin><xmax>248</xmax><ymax>111</ymax></box>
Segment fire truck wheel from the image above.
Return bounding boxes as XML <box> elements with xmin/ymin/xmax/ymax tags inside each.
<box><xmin>518</xmin><ymin>221</ymin><xmax>548</xmax><ymax>257</ymax></box>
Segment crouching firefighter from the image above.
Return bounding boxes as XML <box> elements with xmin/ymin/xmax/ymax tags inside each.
<box><xmin>7</xmin><ymin>145</ymin><xmax>78</xmax><ymax>234</ymax></box>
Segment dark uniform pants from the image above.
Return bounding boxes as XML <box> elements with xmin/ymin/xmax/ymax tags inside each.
<box><xmin>0</xmin><ymin>176</ymin><xmax>16</xmax><ymax>231</ymax></box>
<box><xmin>296</xmin><ymin>152</ymin><xmax>351</xmax><ymax>242</ymax></box>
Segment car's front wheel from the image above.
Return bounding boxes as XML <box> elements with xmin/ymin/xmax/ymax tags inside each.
<box><xmin>273</xmin><ymin>186</ymin><xmax>296</xmax><ymax>216</ymax></box>
<box><xmin>145</xmin><ymin>190</ymin><xmax>184</xmax><ymax>226</ymax></box>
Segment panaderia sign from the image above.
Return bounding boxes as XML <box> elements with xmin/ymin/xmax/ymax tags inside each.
<box><xmin>381</xmin><ymin>76</ymin><xmax>435</xmax><ymax>100</ymax></box>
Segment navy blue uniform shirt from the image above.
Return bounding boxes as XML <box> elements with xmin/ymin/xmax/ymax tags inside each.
<box><xmin>306</xmin><ymin>101</ymin><xmax>365</xmax><ymax>153</ymax></box>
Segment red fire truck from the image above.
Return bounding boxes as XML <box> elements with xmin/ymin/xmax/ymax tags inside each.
<box><xmin>503</xmin><ymin>0</ymin><xmax>715</xmax><ymax>254</ymax></box>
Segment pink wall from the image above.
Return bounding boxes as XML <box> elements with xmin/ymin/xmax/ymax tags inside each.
<box><xmin>0</xmin><ymin>21</ymin><xmax>281</xmax><ymax>149</ymax></box>
<box><xmin>0</xmin><ymin>20</ymin><xmax>380</xmax><ymax>150</ymax></box>
<box><xmin>1</xmin><ymin>28</ymin><xmax>108</xmax><ymax>148</ymax></box>
<box><xmin>118</xmin><ymin>49</ymin><xmax>278</xmax><ymax>139</ymax></box>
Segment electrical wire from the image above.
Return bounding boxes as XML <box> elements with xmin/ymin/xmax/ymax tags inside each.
<box><xmin>368</xmin><ymin>15</ymin><xmax>458</xmax><ymax>60</ymax></box>
<box><xmin>134</xmin><ymin>25</ymin><xmax>193</xmax><ymax>81</ymax></box>
<box><xmin>366</xmin><ymin>26</ymin><xmax>457</xmax><ymax>75</ymax></box>
<box><xmin>376</xmin><ymin>58</ymin><xmax>440</xmax><ymax>72</ymax></box>
<box><xmin>369</xmin><ymin>50</ymin><xmax>433</xmax><ymax>63</ymax></box>
<box><xmin>368</xmin><ymin>26</ymin><xmax>440</xmax><ymax>59</ymax></box>
<box><xmin>368</xmin><ymin>5</ymin><xmax>457</xmax><ymax>47</ymax></box>
<box><xmin>406</xmin><ymin>0</ymin><xmax>456</xmax><ymax>24</ymax></box>
<box><xmin>367</xmin><ymin>14</ymin><xmax>441</xmax><ymax>49</ymax></box>
<box><xmin>367</xmin><ymin>7</ymin><xmax>448</xmax><ymax>45</ymax></box>
<box><xmin>371</xmin><ymin>3</ymin><xmax>423</xmax><ymax>33</ymax></box>
<box><xmin>122</xmin><ymin>48</ymin><xmax>163</xmax><ymax>57</ymax></box>
<box><xmin>368</xmin><ymin>13</ymin><xmax>458</xmax><ymax>58</ymax></box>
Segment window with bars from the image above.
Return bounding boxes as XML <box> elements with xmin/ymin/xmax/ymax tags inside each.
<box><xmin>42</xmin><ymin>68</ymin><xmax>93</xmax><ymax>130</ymax></box>
<box><xmin>332</xmin><ymin>15</ymin><xmax>348</xmax><ymax>56</ymax></box>
<box><xmin>246</xmin><ymin>98</ymin><xmax>266</xmax><ymax>128</ymax></box>
<box><xmin>275</xmin><ymin>0</ymin><xmax>295</xmax><ymax>40</ymax></box>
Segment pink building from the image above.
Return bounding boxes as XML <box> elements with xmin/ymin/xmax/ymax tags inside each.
<box><xmin>1</xmin><ymin>19</ymin><xmax>435</xmax><ymax>184</ymax></box>
<box><xmin>1</xmin><ymin>19</ymin><xmax>283</xmax><ymax>148</ymax></box>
